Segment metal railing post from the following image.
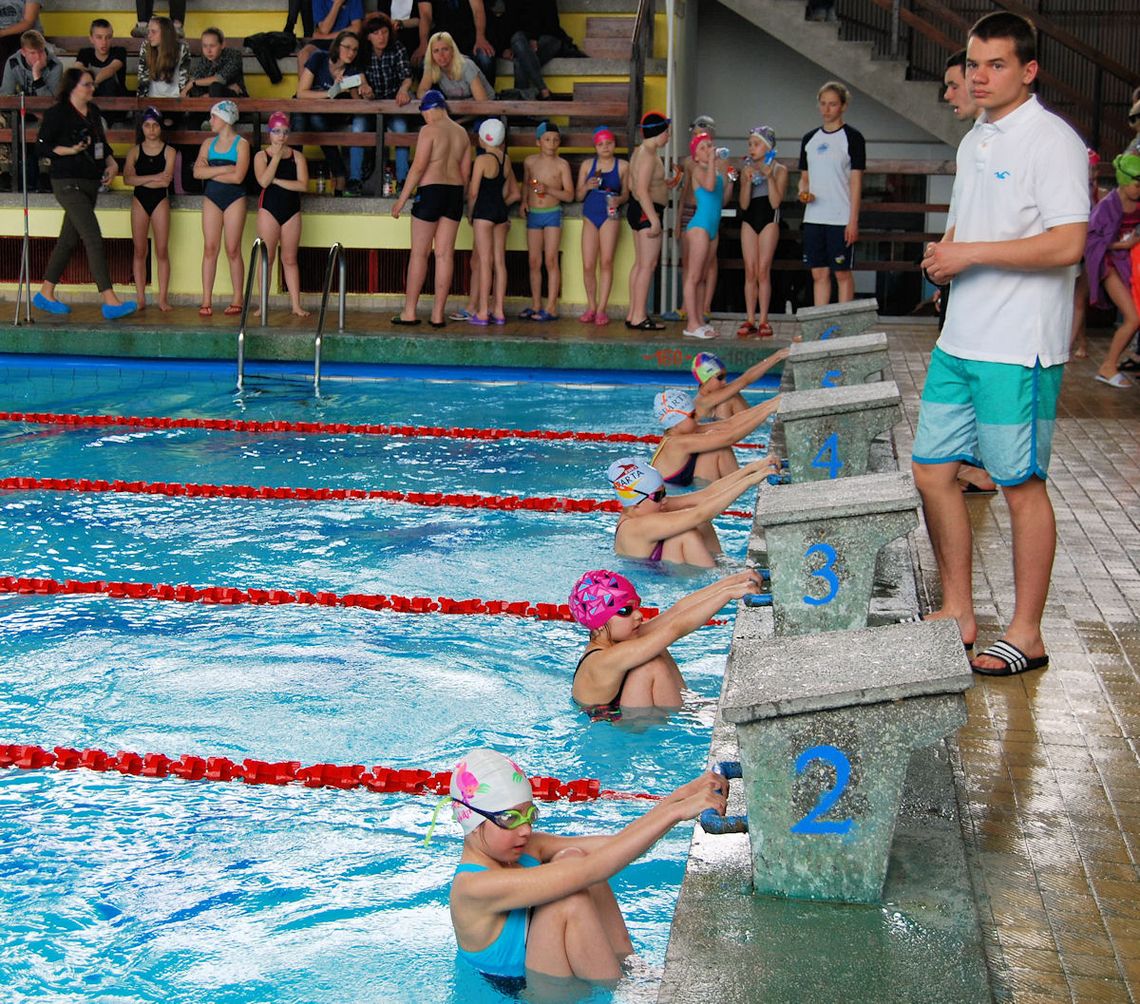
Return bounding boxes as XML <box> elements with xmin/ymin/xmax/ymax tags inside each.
<box><xmin>13</xmin><ymin>93</ymin><xmax>32</xmax><ymax>326</ymax></box>
<box><xmin>235</xmin><ymin>237</ymin><xmax>267</xmax><ymax>391</ymax></box>
<box><xmin>314</xmin><ymin>242</ymin><xmax>344</xmax><ymax>395</ymax></box>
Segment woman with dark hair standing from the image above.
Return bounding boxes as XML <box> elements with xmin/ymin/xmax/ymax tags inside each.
<box><xmin>358</xmin><ymin>13</ymin><xmax>414</xmax><ymax>187</ymax></box>
<box><xmin>33</xmin><ymin>68</ymin><xmax>136</xmax><ymax>319</ymax></box>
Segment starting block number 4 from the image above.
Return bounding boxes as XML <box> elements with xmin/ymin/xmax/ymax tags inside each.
<box><xmin>821</xmin><ymin>368</ymin><xmax>843</xmax><ymax>388</ymax></box>
<box><xmin>802</xmin><ymin>542</ymin><xmax>840</xmax><ymax>606</ymax></box>
<box><xmin>790</xmin><ymin>744</ymin><xmax>853</xmax><ymax>835</ymax></box>
<box><xmin>811</xmin><ymin>432</ymin><xmax>843</xmax><ymax>479</ymax></box>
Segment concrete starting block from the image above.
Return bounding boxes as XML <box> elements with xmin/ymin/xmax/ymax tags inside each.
<box><xmin>794</xmin><ymin>298</ymin><xmax>880</xmax><ymax>342</ymax></box>
<box><xmin>779</xmin><ymin>381</ymin><xmax>901</xmax><ymax>482</ymax></box>
<box><xmin>721</xmin><ymin>618</ymin><xmax>972</xmax><ymax>903</ymax></box>
<box><xmin>788</xmin><ymin>331</ymin><xmax>889</xmax><ymax>391</ymax></box>
<box><xmin>756</xmin><ymin>471</ymin><xmax>919</xmax><ymax>636</ymax></box>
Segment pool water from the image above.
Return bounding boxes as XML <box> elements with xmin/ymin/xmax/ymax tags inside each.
<box><xmin>0</xmin><ymin>358</ymin><xmax>775</xmax><ymax>1003</ymax></box>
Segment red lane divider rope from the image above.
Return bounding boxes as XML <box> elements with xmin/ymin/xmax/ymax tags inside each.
<box><xmin>0</xmin><ymin>476</ymin><xmax>754</xmax><ymax>520</ymax></box>
<box><xmin>0</xmin><ymin>743</ymin><xmax>663</xmax><ymax>802</ymax></box>
<box><xmin>0</xmin><ymin>575</ymin><xmax>729</xmax><ymax>626</ymax></box>
<box><xmin>0</xmin><ymin>410</ymin><xmax>767</xmax><ymax>450</ymax></box>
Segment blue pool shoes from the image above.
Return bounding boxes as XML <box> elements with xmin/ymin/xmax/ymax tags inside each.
<box><xmin>33</xmin><ymin>292</ymin><xmax>71</xmax><ymax>315</ymax></box>
<box><xmin>102</xmin><ymin>301</ymin><xmax>138</xmax><ymax>321</ymax></box>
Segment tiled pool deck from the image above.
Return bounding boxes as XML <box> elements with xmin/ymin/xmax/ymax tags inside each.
<box><xmin>3</xmin><ymin>309</ymin><xmax>1138</xmax><ymax>1001</ymax></box>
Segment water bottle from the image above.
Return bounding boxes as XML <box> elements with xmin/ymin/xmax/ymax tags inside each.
<box><xmin>382</xmin><ymin>165</ymin><xmax>395</xmax><ymax>198</ymax></box>
<box><xmin>715</xmin><ymin>146</ymin><xmax>730</xmax><ymax>160</ymax></box>
<box><xmin>726</xmin><ymin>166</ymin><xmax>739</xmax><ymax>183</ymax></box>
<box><xmin>605</xmin><ymin>193</ymin><xmax>617</xmax><ymax>220</ymax></box>
<box><xmin>315</xmin><ymin>163</ymin><xmax>327</xmax><ymax>195</ymax></box>
<box><xmin>763</xmin><ymin>148</ymin><xmax>777</xmax><ymax>166</ymax></box>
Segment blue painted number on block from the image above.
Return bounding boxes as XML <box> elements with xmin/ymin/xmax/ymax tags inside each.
<box><xmin>790</xmin><ymin>744</ymin><xmax>853</xmax><ymax>835</ymax></box>
<box><xmin>821</xmin><ymin>368</ymin><xmax>843</xmax><ymax>388</ymax></box>
<box><xmin>811</xmin><ymin>432</ymin><xmax>843</xmax><ymax>479</ymax></box>
<box><xmin>802</xmin><ymin>542</ymin><xmax>840</xmax><ymax>606</ymax></box>
<box><xmin>820</xmin><ymin>324</ymin><xmax>840</xmax><ymax>340</ymax></box>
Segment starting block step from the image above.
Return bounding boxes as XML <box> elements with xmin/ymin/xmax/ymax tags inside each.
<box><xmin>778</xmin><ymin>381</ymin><xmax>902</xmax><ymax>482</ymax></box>
<box><xmin>721</xmin><ymin>618</ymin><xmax>972</xmax><ymax>903</ymax></box>
<box><xmin>794</xmin><ymin>298</ymin><xmax>880</xmax><ymax>342</ymax></box>
<box><xmin>788</xmin><ymin>331</ymin><xmax>889</xmax><ymax>391</ymax></box>
<box><xmin>756</xmin><ymin>471</ymin><xmax>919</xmax><ymax>636</ymax></box>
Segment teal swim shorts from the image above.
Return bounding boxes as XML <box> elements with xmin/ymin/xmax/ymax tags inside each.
<box><xmin>911</xmin><ymin>346</ymin><xmax>1064</xmax><ymax>485</ymax></box>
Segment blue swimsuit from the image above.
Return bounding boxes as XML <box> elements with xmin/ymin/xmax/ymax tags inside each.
<box><xmin>582</xmin><ymin>156</ymin><xmax>621</xmax><ymax>229</ymax></box>
<box><xmin>685</xmin><ymin>174</ymin><xmax>724</xmax><ymax>239</ymax></box>
<box><xmin>204</xmin><ymin>134</ymin><xmax>247</xmax><ymax>213</ymax></box>
<box><xmin>454</xmin><ymin>853</ymin><xmax>541</xmax><ymax>979</ymax></box>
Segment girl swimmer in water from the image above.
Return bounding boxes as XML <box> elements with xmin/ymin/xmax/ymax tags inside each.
<box><xmin>608</xmin><ymin>456</ymin><xmax>780</xmax><ymax>567</ymax></box>
<box><xmin>691</xmin><ymin>348</ymin><xmax>790</xmax><ymax>421</ymax></box>
<box><xmin>434</xmin><ymin>747</ymin><xmax>727</xmax><ymax>990</ymax></box>
<box><xmin>568</xmin><ymin>568</ymin><xmax>764</xmax><ymax>721</ymax></box>
<box><xmin>650</xmin><ymin>388</ymin><xmax>780</xmax><ymax>487</ymax></box>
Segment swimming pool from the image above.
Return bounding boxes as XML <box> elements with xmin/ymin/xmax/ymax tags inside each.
<box><xmin>0</xmin><ymin>357</ymin><xmax>776</xmax><ymax>1002</ymax></box>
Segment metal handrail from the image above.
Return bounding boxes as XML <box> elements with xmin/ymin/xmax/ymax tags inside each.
<box><xmin>312</xmin><ymin>242</ymin><xmax>346</xmax><ymax>396</ymax></box>
<box><xmin>235</xmin><ymin>238</ymin><xmax>269</xmax><ymax>392</ymax></box>
<box><xmin>13</xmin><ymin>93</ymin><xmax>31</xmax><ymax>326</ymax></box>
<box><xmin>627</xmin><ymin>0</ymin><xmax>654</xmax><ymax>148</ymax></box>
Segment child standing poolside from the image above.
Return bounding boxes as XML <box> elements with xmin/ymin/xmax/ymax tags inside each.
<box><xmin>122</xmin><ymin>106</ymin><xmax>175</xmax><ymax>311</ymax></box>
<box><xmin>574</xmin><ymin>126</ymin><xmax>629</xmax><ymax>327</ymax></box>
<box><xmin>436</xmin><ymin>748</ymin><xmax>727</xmax><ymax>990</ymax></box>
<box><xmin>520</xmin><ymin>120</ymin><xmax>573</xmax><ymax>321</ymax></box>
<box><xmin>467</xmin><ymin>118</ymin><xmax>520</xmax><ymax>326</ymax></box>
<box><xmin>568</xmin><ymin>568</ymin><xmax>763</xmax><ymax>721</ymax></box>
<box><xmin>691</xmin><ymin>348</ymin><xmax>789</xmax><ymax>421</ymax></box>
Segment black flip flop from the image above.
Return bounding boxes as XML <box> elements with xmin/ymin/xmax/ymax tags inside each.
<box><xmin>429</xmin><ymin>319</ymin><xmax>446</xmax><ymax>329</ymax></box>
<box><xmin>391</xmin><ymin>316</ymin><xmax>421</xmax><ymax>326</ymax></box>
<box><xmin>625</xmin><ymin>317</ymin><xmax>666</xmax><ymax>331</ymax></box>
<box><xmin>971</xmin><ymin>640</ymin><xmax>1049</xmax><ymax>676</ymax></box>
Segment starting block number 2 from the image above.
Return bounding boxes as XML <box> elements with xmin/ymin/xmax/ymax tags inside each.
<box><xmin>790</xmin><ymin>744</ymin><xmax>854</xmax><ymax>835</ymax></box>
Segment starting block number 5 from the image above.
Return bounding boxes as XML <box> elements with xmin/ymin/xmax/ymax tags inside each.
<box><xmin>811</xmin><ymin>432</ymin><xmax>843</xmax><ymax>479</ymax></box>
<box><xmin>790</xmin><ymin>744</ymin><xmax>854</xmax><ymax>835</ymax></box>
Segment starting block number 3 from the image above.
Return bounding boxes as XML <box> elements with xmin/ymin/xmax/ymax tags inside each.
<box><xmin>790</xmin><ymin>744</ymin><xmax>853</xmax><ymax>835</ymax></box>
<box><xmin>811</xmin><ymin>432</ymin><xmax>843</xmax><ymax>479</ymax></box>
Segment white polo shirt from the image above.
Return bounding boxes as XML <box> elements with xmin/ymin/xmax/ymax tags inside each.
<box><xmin>798</xmin><ymin>123</ymin><xmax>866</xmax><ymax>226</ymax></box>
<box><xmin>940</xmin><ymin>95</ymin><xmax>1089</xmax><ymax>367</ymax></box>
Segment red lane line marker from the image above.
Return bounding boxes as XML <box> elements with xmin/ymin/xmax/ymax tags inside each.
<box><xmin>0</xmin><ymin>410</ymin><xmax>768</xmax><ymax>450</ymax></box>
<box><xmin>0</xmin><ymin>743</ymin><xmax>662</xmax><ymax>801</ymax></box>
<box><xmin>0</xmin><ymin>575</ymin><xmax>729</xmax><ymax>626</ymax></box>
<box><xmin>0</xmin><ymin>477</ymin><xmax>755</xmax><ymax>521</ymax></box>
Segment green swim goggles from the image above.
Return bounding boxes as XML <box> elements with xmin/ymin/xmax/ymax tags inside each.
<box><xmin>458</xmin><ymin>800</ymin><xmax>539</xmax><ymax>830</ymax></box>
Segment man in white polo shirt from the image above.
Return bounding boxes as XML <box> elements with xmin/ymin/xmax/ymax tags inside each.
<box><xmin>912</xmin><ymin>11</ymin><xmax>1088</xmax><ymax>677</ymax></box>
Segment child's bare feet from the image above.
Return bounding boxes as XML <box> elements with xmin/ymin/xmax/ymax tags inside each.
<box><xmin>292</xmin><ymin>307</ymin><xmax>311</xmax><ymax>318</ymax></box>
<box><xmin>158</xmin><ymin>301</ymin><xmax>173</xmax><ymax>312</ymax></box>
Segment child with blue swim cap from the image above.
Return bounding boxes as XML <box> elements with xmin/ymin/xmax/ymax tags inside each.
<box><xmin>607</xmin><ymin>455</ymin><xmax>780</xmax><ymax>566</ymax></box>
<box><xmin>691</xmin><ymin>348</ymin><xmax>790</xmax><ymax>421</ymax></box>
<box><xmin>567</xmin><ymin>567</ymin><xmax>763</xmax><ymax>720</ymax></box>
<box><xmin>650</xmin><ymin>387</ymin><xmax>781</xmax><ymax>487</ymax></box>
<box><xmin>435</xmin><ymin>747</ymin><xmax>728</xmax><ymax>989</ymax></box>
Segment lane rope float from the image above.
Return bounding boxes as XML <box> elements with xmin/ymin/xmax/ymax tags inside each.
<box><xmin>0</xmin><ymin>575</ymin><xmax>730</xmax><ymax>626</ymax></box>
<box><xmin>0</xmin><ymin>411</ymin><xmax>768</xmax><ymax>450</ymax></box>
<box><xmin>0</xmin><ymin>743</ymin><xmax>663</xmax><ymax>801</ymax></box>
<box><xmin>0</xmin><ymin>476</ymin><xmax>753</xmax><ymax>521</ymax></box>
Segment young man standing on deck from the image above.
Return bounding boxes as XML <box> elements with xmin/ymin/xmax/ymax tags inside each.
<box><xmin>391</xmin><ymin>88</ymin><xmax>471</xmax><ymax>327</ymax></box>
<box><xmin>913</xmin><ymin>11</ymin><xmax>1089</xmax><ymax>677</ymax></box>
<box><xmin>625</xmin><ymin>111</ymin><xmax>674</xmax><ymax>331</ymax></box>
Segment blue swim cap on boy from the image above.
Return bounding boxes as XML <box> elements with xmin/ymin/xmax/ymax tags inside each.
<box><xmin>420</xmin><ymin>88</ymin><xmax>448</xmax><ymax>112</ymax></box>
<box><xmin>535</xmin><ymin>120</ymin><xmax>559</xmax><ymax>140</ymax></box>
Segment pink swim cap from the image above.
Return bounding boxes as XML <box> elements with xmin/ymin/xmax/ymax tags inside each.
<box><xmin>267</xmin><ymin>111</ymin><xmax>290</xmax><ymax>132</ymax></box>
<box><xmin>568</xmin><ymin>570</ymin><xmax>640</xmax><ymax>630</ymax></box>
<box><xmin>690</xmin><ymin>132</ymin><xmax>712</xmax><ymax>158</ymax></box>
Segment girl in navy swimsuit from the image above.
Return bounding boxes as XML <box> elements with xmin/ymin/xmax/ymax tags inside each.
<box><xmin>568</xmin><ymin>568</ymin><xmax>763</xmax><ymax>720</ymax></box>
<box><xmin>193</xmin><ymin>100</ymin><xmax>250</xmax><ymax>316</ymax></box>
<box><xmin>466</xmin><ymin>119</ymin><xmax>520</xmax><ymax>325</ymax></box>
<box><xmin>254</xmin><ymin>110</ymin><xmax>310</xmax><ymax>318</ymax></box>
<box><xmin>123</xmin><ymin>106</ymin><xmax>176</xmax><ymax>311</ymax></box>
<box><xmin>574</xmin><ymin>127</ymin><xmax>629</xmax><ymax>327</ymax></box>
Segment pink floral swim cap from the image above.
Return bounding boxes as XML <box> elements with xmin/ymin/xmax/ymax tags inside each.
<box><xmin>449</xmin><ymin>748</ymin><xmax>532</xmax><ymax>834</ymax></box>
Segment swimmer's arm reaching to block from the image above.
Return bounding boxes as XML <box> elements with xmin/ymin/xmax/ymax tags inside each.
<box><xmin>642</xmin><ymin>570</ymin><xmax>762</xmax><ymax>639</ymax></box>
<box><xmin>663</xmin><ymin>457</ymin><xmax>781</xmax><ymax>513</ymax></box>
<box><xmin>452</xmin><ymin>774</ymin><xmax>728</xmax><ymax>914</ymax></box>
<box><xmin>696</xmin><ymin>350</ymin><xmax>790</xmax><ymax>415</ymax></box>
<box><xmin>671</xmin><ymin>396</ymin><xmax>781</xmax><ymax>454</ymax></box>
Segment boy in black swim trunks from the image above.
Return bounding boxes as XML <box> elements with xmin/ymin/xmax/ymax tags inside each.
<box><xmin>391</xmin><ymin>88</ymin><xmax>471</xmax><ymax>327</ymax></box>
<box><xmin>625</xmin><ymin>111</ymin><xmax>676</xmax><ymax>330</ymax></box>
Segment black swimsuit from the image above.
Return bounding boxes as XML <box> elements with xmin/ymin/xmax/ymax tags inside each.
<box><xmin>258</xmin><ymin>149</ymin><xmax>302</xmax><ymax>226</ymax></box>
<box><xmin>471</xmin><ymin>153</ymin><xmax>508</xmax><ymax>224</ymax></box>
<box><xmin>132</xmin><ymin>143</ymin><xmax>170</xmax><ymax>217</ymax></box>
<box><xmin>572</xmin><ymin>648</ymin><xmax>628</xmax><ymax>723</ymax></box>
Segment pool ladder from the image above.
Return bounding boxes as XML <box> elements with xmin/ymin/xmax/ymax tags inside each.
<box><xmin>235</xmin><ymin>239</ymin><xmax>345</xmax><ymax>395</ymax></box>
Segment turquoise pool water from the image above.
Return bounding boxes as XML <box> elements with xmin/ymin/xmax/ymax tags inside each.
<box><xmin>0</xmin><ymin>358</ymin><xmax>775</xmax><ymax>1003</ymax></box>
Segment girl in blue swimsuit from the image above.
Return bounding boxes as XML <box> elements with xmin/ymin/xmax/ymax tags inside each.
<box><xmin>681</xmin><ymin>132</ymin><xmax>729</xmax><ymax>339</ymax></box>
<box><xmin>435</xmin><ymin>748</ymin><xmax>728</xmax><ymax>989</ymax></box>
<box><xmin>192</xmin><ymin>100</ymin><xmax>249</xmax><ymax>316</ymax></box>
<box><xmin>574</xmin><ymin>126</ymin><xmax>629</xmax><ymax>327</ymax></box>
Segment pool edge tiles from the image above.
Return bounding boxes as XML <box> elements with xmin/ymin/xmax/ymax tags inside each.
<box><xmin>0</xmin><ymin>322</ymin><xmax>787</xmax><ymax>378</ymax></box>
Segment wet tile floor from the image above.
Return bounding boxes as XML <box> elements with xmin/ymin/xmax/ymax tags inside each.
<box><xmin>891</xmin><ymin>328</ymin><xmax>1140</xmax><ymax>1004</ymax></box>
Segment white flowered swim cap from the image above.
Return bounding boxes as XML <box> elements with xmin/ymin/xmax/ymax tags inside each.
<box><xmin>449</xmin><ymin>748</ymin><xmax>532</xmax><ymax>834</ymax></box>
